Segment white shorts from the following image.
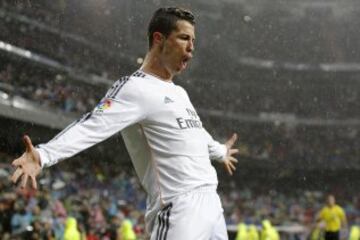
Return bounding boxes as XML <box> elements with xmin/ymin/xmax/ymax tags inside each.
<box><xmin>145</xmin><ymin>186</ymin><xmax>228</xmax><ymax>240</ymax></box>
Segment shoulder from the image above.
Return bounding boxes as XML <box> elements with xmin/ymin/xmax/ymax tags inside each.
<box><xmin>175</xmin><ymin>84</ymin><xmax>190</xmax><ymax>99</ymax></box>
<box><xmin>320</xmin><ymin>207</ymin><xmax>328</xmax><ymax>214</ymax></box>
<box><xmin>175</xmin><ymin>84</ymin><xmax>187</xmax><ymax>93</ymax></box>
<box><xmin>105</xmin><ymin>72</ymin><xmax>147</xmax><ymax>100</ymax></box>
<box><xmin>105</xmin><ymin>76</ymin><xmax>132</xmax><ymax>99</ymax></box>
<box><xmin>335</xmin><ymin>205</ymin><xmax>344</xmax><ymax>212</ymax></box>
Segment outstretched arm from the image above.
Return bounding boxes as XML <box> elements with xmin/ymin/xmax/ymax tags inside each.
<box><xmin>10</xmin><ymin>78</ymin><xmax>146</xmax><ymax>189</ymax></box>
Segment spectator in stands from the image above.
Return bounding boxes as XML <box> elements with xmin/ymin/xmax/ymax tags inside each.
<box><xmin>348</xmin><ymin>222</ymin><xmax>359</xmax><ymax>240</ymax></box>
<box><xmin>118</xmin><ymin>219</ymin><xmax>137</xmax><ymax>240</ymax></box>
<box><xmin>235</xmin><ymin>222</ymin><xmax>248</xmax><ymax>240</ymax></box>
<box><xmin>10</xmin><ymin>200</ymin><xmax>32</xmax><ymax>235</ymax></box>
<box><xmin>248</xmin><ymin>225</ymin><xmax>260</xmax><ymax>240</ymax></box>
<box><xmin>64</xmin><ymin>217</ymin><xmax>81</xmax><ymax>240</ymax></box>
<box><xmin>260</xmin><ymin>220</ymin><xmax>280</xmax><ymax>240</ymax></box>
<box><xmin>317</xmin><ymin>195</ymin><xmax>347</xmax><ymax>240</ymax></box>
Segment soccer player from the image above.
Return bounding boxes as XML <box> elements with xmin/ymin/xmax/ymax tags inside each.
<box><xmin>317</xmin><ymin>194</ymin><xmax>347</xmax><ymax>240</ymax></box>
<box><xmin>10</xmin><ymin>7</ymin><xmax>239</xmax><ymax>240</ymax></box>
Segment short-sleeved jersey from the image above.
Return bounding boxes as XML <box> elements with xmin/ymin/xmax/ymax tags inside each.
<box><xmin>319</xmin><ymin>205</ymin><xmax>346</xmax><ymax>232</ymax></box>
<box><xmin>37</xmin><ymin>70</ymin><xmax>227</xmax><ymax>204</ymax></box>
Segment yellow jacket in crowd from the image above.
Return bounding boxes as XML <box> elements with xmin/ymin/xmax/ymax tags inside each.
<box><xmin>318</xmin><ymin>204</ymin><xmax>346</xmax><ymax>232</ymax></box>
<box><xmin>261</xmin><ymin>220</ymin><xmax>280</xmax><ymax>240</ymax></box>
<box><xmin>349</xmin><ymin>225</ymin><xmax>360</xmax><ymax>240</ymax></box>
<box><xmin>64</xmin><ymin>217</ymin><xmax>81</xmax><ymax>240</ymax></box>
<box><xmin>248</xmin><ymin>224</ymin><xmax>260</xmax><ymax>240</ymax></box>
<box><xmin>236</xmin><ymin>223</ymin><xmax>248</xmax><ymax>240</ymax></box>
<box><xmin>236</xmin><ymin>223</ymin><xmax>260</xmax><ymax>240</ymax></box>
<box><xmin>118</xmin><ymin>219</ymin><xmax>136</xmax><ymax>240</ymax></box>
<box><xmin>310</xmin><ymin>224</ymin><xmax>324</xmax><ymax>240</ymax></box>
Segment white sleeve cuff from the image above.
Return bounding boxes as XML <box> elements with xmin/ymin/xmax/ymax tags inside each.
<box><xmin>212</xmin><ymin>144</ymin><xmax>228</xmax><ymax>162</ymax></box>
<box><xmin>36</xmin><ymin>147</ymin><xmax>50</xmax><ymax>169</ymax></box>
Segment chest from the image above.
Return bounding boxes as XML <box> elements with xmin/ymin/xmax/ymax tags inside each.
<box><xmin>144</xmin><ymin>86</ymin><xmax>202</xmax><ymax>129</ymax></box>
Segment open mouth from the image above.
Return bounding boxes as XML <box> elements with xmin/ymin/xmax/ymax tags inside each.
<box><xmin>181</xmin><ymin>56</ymin><xmax>191</xmax><ymax>68</ymax></box>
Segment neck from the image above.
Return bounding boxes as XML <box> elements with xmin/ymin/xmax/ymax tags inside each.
<box><xmin>141</xmin><ymin>51</ymin><xmax>174</xmax><ymax>82</ymax></box>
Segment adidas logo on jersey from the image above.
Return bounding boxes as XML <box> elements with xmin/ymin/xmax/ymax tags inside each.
<box><xmin>164</xmin><ymin>96</ymin><xmax>174</xmax><ymax>104</ymax></box>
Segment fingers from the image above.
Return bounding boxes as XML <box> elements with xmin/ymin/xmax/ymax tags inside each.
<box><xmin>228</xmin><ymin>160</ymin><xmax>236</xmax><ymax>171</ymax></box>
<box><xmin>11</xmin><ymin>168</ymin><xmax>23</xmax><ymax>184</ymax></box>
<box><xmin>224</xmin><ymin>160</ymin><xmax>237</xmax><ymax>176</ymax></box>
<box><xmin>11</xmin><ymin>168</ymin><xmax>38</xmax><ymax>189</ymax></box>
<box><xmin>229</xmin><ymin>156</ymin><xmax>238</xmax><ymax>163</ymax></box>
<box><xmin>226</xmin><ymin>133</ymin><xmax>238</xmax><ymax>148</ymax></box>
<box><xmin>224</xmin><ymin>155</ymin><xmax>238</xmax><ymax>176</ymax></box>
<box><xmin>12</xmin><ymin>156</ymin><xmax>23</xmax><ymax>167</ymax></box>
<box><xmin>12</xmin><ymin>168</ymin><xmax>30</xmax><ymax>189</ymax></box>
<box><xmin>30</xmin><ymin>175</ymin><xmax>38</xmax><ymax>190</ymax></box>
<box><xmin>23</xmin><ymin>135</ymin><xmax>34</xmax><ymax>153</ymax></box>
<box><xmin>224</xmin><ymin>163</ymin><xmax>233</xmax><ymax>176</ymax></box>
<box><xmin>229</xmin><ymin>149</ymin><xmax>239</xmax><ymax>155</ymax></box>
<box><xmin>21</xmin><ymin>174</ymin><xmax>29</xmax><ymax>189</ymax></box>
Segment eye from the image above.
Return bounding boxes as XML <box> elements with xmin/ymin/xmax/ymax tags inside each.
<box><xmin>179</xmin><ymin>34</ymin><xmax>190</xmax><ymax>40</ymax></box>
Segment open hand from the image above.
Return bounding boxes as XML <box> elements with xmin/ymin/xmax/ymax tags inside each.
<box><xmin>11</xmin><ymin>135</ymin><xmax>41</xmax><ymax>189</ymax></box>
<box><xmin>223</xmin><ymin>133</ymin><xmax>239</xmax><ymax>176</ymax></box>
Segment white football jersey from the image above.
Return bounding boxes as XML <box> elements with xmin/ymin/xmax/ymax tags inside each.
<box><xmin>37</xmin><ymin>70</ymin><xmax>227</xmax><ymax>203</ymax></box>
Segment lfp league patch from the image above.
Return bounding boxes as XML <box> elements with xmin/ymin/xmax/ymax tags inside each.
<box><xmin>95</xmin><ymin>99</ymin><xmax>112</xmax><ymax>113</ymax></box>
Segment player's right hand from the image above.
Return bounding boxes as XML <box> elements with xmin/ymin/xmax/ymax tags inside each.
<box><xmin>11</xmin><ymin>135</ymin><xmax>41</xmax><ymax>189</ymax></box>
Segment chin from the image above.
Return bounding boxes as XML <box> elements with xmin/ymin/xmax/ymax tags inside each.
<box><xmin>173</xmin><ymin>68</ymin><xmax>183</xmax><ymax>75</ymax></box>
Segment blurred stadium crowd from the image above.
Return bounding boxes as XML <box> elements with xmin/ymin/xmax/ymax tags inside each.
<box><xmin>206</xmin><ymin>121</ymin><xmax>360</xmax><ymax>170</ymax></box>
<box><xmin>0</xmin><ymin>153</ymin><xmax>146</xmax><ymax>240</ymax></box>
<box><xmin>0</xmin><ymin>0</ymin><xmax>122</xmax><ymax>77</ymax></box>
<box><xmin>1</xmin><ymin>0</ymin><xmax>360</xmax><ymax>240</ymax></box>
<box><xmin>0</xmin><ymin>59</ymin><xmax>99</xmax><ymax>113</ymax></box>
<box><xmin>1</xmin><ymin>152</ymin><xmax>359</xmax><ymax>239</ymax></box>
<box><xmin>1</xmin><ymin>0</ymin><xmax>360</xmax><ymax>120</ymax></box>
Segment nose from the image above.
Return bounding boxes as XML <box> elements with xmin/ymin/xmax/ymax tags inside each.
<box><xmin>187</xmin><ymin>40</ymin><xmax>194</xmax><ymax>53</ymax></box>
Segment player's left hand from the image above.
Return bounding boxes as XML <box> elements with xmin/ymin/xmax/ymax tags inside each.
<box><xmin>223</xmin><ymin>133</ymin><xmax>239</xmax><ymax>176</ymax></box>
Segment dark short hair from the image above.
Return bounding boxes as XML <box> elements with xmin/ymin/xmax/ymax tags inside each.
<box><xmin>147</xmin><ymin>7</ymin><xmax>195</xmax><ymax>48</ymax></box>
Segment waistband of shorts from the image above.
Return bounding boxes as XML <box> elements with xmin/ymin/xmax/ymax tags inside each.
<box><xmin>160</xmin><ymin>185</ymin><xmax>218</xmax><ymax>203</ymax></box>
<box><xmin>180</xmin><ymin>185</ymin><xmax>217</xmax><ymax>197</ymax></box>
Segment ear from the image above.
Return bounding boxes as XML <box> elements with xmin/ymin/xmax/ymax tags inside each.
<box><xmin>153</xmin><ymin>32</ymin><xmax>164</xmax><ymax>46</ymax></box>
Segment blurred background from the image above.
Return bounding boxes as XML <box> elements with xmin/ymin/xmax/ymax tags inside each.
<box><xmin>0</xmin><ymin>0</ymin><xmax>359</xmax><ymax>239</ymax></box>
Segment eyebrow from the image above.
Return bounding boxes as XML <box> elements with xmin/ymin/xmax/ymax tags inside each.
<box><xmin>178</xmin><ymin>33</ymin><xmax>195</xmax><ymax>40</ymax></box>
